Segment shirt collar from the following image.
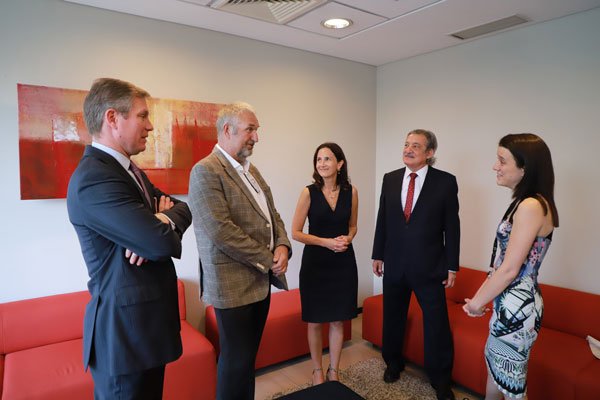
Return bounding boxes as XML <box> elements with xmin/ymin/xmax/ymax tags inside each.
<box><xmin>92</xmin><ymin>141</ymin><xmax>131</xmax><ymax>170</ymax></box>
<box><xmin>215</xmin><ymin>144</ymin><xmax>250</xmax><ymax>173</ymax></box>
<box><xmin>405</xmin><ymin>165</ymin><xmax>429</xmax><ymax>180</ymax></box>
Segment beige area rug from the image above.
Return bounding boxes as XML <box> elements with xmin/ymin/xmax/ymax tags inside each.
<box><xmin>269</xmin><ymin>357</ymin><xmax>440</xmax><ymax>399</ymax></box>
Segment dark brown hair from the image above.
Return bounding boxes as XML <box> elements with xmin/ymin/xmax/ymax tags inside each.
<box><xmin>312</xmin><ymin>142</ymin><xmax>351</xmax><ymax>190</ymax></box>
<box><xmin>499</xmin><ymin>133</ymin><xmax>559</xmax><ymax>227</ymax></box>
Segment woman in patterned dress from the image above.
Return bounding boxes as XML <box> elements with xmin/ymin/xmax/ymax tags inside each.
<box><xmin>463</xmin><ymin>133</ymin><xmax>559</xmax><ymax>399</ymax></box>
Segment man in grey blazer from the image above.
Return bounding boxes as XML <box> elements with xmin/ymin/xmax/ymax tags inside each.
<box><xmin>188</xmin><ymin>102</ymin><xmax>291</xmax><ymax>400</ymax></box>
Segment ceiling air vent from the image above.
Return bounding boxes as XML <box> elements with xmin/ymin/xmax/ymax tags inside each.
<box><xmin>209</xmin><ymin>0</ymin><xmax>326</xmax><ymax>24</ymax></box>
<box><xmin>450</xmin><ymin>15</ymin><xmax>528</xmax><ymax>40</ymax></box>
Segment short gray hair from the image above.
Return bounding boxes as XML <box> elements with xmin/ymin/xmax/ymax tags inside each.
<box><xmin>83</xmin><ymin>78</ymin><xmax>150</xmax><ymax>135</ymax></box>
<box><xmin>408</xmin><ymin>129</ymin><xmax>437</xmax><ymax>166</ymax></box>
<box><xmin>216</xmin><ymin>102</ymin><xmax>256</xmax><ymax>137</ymax></box>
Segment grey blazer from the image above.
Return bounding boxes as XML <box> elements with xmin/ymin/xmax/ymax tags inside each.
<box><xmin>188</xmin><ymin>149</ymin><xmax>290</xmax><ymax>309</ymax></box>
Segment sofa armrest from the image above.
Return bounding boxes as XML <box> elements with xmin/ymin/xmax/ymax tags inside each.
<box><xmin>1</xmin><ymin>354</ymin><xmax>4</xmax><ymax>396</ymax></box>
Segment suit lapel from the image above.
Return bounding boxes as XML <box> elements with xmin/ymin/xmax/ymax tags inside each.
<box><xmin>86</xmin><ymin>146</ymin><xmax>153</xmax><ymax>210</ymax></box>
<box><xmin>213</xmin><ymin>150</ymin><xmax>269</xmax><ymax>222</ymax></box>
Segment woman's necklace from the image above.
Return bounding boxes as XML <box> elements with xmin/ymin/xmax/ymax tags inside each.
<box><xmin>325</xmin><ymin>185</ymin><xmax>339</xmax><ymax>199</ymax></box>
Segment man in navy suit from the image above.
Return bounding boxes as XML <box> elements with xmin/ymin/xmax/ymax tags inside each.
<box><xmin>67</xmin><ymin>78</ymin><xmax>192</xmax><ymax>399</ymax></box>
<box><xmin>372</xmin><ymin>129</ymin><xmax>460</xmax><ymax>400</ymax></box>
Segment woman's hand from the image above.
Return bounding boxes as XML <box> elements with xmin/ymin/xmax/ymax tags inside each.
<box><xmin>326</xmin><ymin>237</ymin><xmax>348</xmax><ymax>253</ymax></box>
<box><xmin>463</xmin><ymin>298</ymin><xmax>488</xmax><ymax>317</ymax></box>
<box><xmin>336</xmin><ymin>235</ymin><xmax>352</xmax><ymax>245</ymax></box>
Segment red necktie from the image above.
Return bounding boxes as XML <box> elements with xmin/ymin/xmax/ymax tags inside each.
<box><xmin>404</xmin><ymin>172</ymin><xmax>417</xmax><ymax>222</ymax></box>
<box><xmin>129</xmin><ymin>162</ymin><xmax>153</xmax><ymax>209</ymax></box>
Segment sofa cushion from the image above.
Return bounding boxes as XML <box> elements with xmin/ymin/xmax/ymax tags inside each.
<box><xmin>446</xmin><ymin>267</ymin><xmax>487</xmax><ymax>305</ymax></box>
<box><xmin>0</xmin><ymin>291</ymin><xmax>90</xmax><ymax>355</ymax></box>
<box><xmin>402</xmin><ymin>295</ymin><xmax>426</xmax><ymax>366</ymax></box>
<box><xmin>447</xmin><ymin>304</ymin><xmax>489</xmax><ymax>395</ymax></box>
<box><xmin>527</xmin><ymin>327</ymin><xmax>595</xmax><ymax>400</ymax></box>
<box><xmin>2</xmin><ymin>338</ymin><xmax>93</xmax><ymax>400</ymax></box>
<box><xmin>205</xmin><ymin>288</ymin><xmax>351</xmax><ymax>370</ymax></box>
<box><xmin>539</xmin><ymin>284</ymin><xmax>600</xmax><ymax>339</ymax></box>
<box><xmin>575</xmin><ymin>359</ymin><xmax>600</xmax><ymax>400</ymax></box>
<box><xmin>361</xmin><ymin>294</ymin><xmax>383</xmax><ymax>347</ymax></box>
<box><xmin>361</xmin><ymin>292</ymin><xmax>425</xmax><ymax>365</ymax></box>
<box><xmin>255</xmin><ymin>289</ymin><xmax>313</xmax><ymax>369</ymax></box>
<box><xmin>164</xmin><ymin>323</ymin><xmax>216</xmax><ymax>400</ymax></box>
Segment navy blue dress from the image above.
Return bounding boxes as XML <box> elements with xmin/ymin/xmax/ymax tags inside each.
<box><xmin>299</xmin><ymin>184</ymin><xmax>358</xmax><ymax>323</ymax></box>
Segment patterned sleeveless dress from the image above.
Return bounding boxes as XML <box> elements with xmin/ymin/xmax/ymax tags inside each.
<box><xmin>485</xmin><ymin>217</ymin><xmax>552</xmax><ymax>398</ymax></box>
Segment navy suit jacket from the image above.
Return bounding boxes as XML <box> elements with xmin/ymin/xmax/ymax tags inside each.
<box><xmin>67</xmin><ymin>145</ymin><xmax>192</xmax><ymax>376</ymax></box>
<box><xmin>372</xmin><ymin>167</ymin><xmax>460</xmax><ymax>284</ymax></box>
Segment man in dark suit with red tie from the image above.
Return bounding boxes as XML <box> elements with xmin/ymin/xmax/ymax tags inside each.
<box><xmin>67</xmin><ymin>78</ymin><xmax>191</xmax><ymax>399</ymax></box>
<box><xmin>372</xmin><ymin>129</ymin><xmax>460</xmax><ymax>400</ymax></box>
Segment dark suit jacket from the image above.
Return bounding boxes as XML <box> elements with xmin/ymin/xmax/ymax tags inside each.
<box><xmin>372</xmin><ymin>167</ymin><xmax>460</xmax><ymax>284</ymax></box>
<box><xmin>188</xmin><ymin>149</ymin><xmax>290</xmax><ymax>309</ymax></box>
<box><xmin>67</xmin><ymin>145</ymin><xmax>192</xmax><ymax>376</ymax></box>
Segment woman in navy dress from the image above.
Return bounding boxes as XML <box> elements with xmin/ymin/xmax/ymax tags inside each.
<box><xmin>464</xmin><ymin>133</ymin><xmax>559</xmax><ymax>399</ymax></box>
<box><xmin>292</xmin><ymin>142</ymin><xmax>358</xmax><ymax>385</ymax></box>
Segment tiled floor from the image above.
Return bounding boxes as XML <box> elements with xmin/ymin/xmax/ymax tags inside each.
<box><xmin>254</xmin><ymin>315</ymin><xmax>483</xmax><ymax>400</ymax></box>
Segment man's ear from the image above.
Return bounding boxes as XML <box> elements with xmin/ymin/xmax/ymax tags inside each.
<box><xmin>222</xmin><ymin>122</ymin><xmax>232</xmax><ymax>139</ymax></box>
<box><xmin>105</xmin><ymin>108</ymin><xmax>118</xmax><ymax>129</ymax></box>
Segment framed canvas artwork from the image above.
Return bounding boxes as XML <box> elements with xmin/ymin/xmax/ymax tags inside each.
<box><xmin>18</xmin><ymin>83</ymin><xmax>221</xmax><ymax>199</ymax></box>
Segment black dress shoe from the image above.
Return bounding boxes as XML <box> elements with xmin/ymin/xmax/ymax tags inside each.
<box><xmin>435</xmin><ymin>387</ymin><xmax>456</xmax><ymax>400</ymax></box>
<box><xmin>383</xmin><ymin>366</ymin><xmax>401</xmax><ymax>383</ymax></box>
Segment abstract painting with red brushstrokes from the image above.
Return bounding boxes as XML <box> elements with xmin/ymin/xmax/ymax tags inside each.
<box><xmin>18</xmin><ymin>83</ymin><xmax>220</xmax><ymax>199</ymax></box>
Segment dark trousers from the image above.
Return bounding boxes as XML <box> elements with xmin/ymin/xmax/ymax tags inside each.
<box><xmin>214</xmin><ymin>292</ymin><xmax>271</xmax><ymax>400</ymax></box>
<box><xmin>90</xmin><ymin>365</ymin><xmax>165</xmax><ymax>400</ymax></box>
<box><xmin>382</xmin><ymin>276</ymin><xmax>453</xmax><ymax>391</ymax></box>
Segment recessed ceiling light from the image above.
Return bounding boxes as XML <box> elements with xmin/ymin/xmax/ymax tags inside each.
<box><xmin>322</xmin><ymin>18</ymin><xmax>352</xmax><ymax>29</ymax></box>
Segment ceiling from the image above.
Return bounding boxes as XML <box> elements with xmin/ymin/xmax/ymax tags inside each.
<box><xmin>64</xmin><ymin>0</ymin><xmax>600</xmax><ymax>66</ymax></box>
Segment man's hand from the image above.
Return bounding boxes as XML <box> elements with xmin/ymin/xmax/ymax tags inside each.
<box><xmin>271</xmin><ymin>245</ymin><xmax>289</xmax><ymax>276</ymax></box>
<box><xmin>372</xmin><ymin>259</ymin><xmax>384</xmax><ymax>277</ymax></box>
<box><xmin>125</xmin><ymin>248</ymin><xmax>146</xmax><ymax>266</ymax></box>
<box><xmin>155</xmin><ymin>213</ymin><xmax>171</xmax><ymax>225</ymax></box>
<box><xmin>443</xmin><ymin>271</ymin><xmax>456</xmax><ymax>288</ymax></box>
<box><xmin>156</xmin><ymin>195</ymin><xmax>174</xmax><ymax>212</ymax></box>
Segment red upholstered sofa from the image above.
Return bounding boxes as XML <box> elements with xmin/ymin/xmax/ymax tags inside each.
<box><xmin>205</xmin><ymin>288</ymin><xmax>352</xmax><ymax>369</ymax></box>
<box><xmin>362</xmin><ymin>266</ymin><xmax>600</xmax><ymax>400</ymax></box>
<box><xmin>0</xmin><ymin>280</ymin><xmax>216</xmax><ymax>400</ymax></box>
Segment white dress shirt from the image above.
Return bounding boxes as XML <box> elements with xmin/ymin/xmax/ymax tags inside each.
<box><xmin>401</xmin><ymin>165</ymin><xmax>429</xmax><ymax>213</ymax></box>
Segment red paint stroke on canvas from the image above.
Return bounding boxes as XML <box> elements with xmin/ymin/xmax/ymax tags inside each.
<box><xmin>18</xmin><ymin>84</ymin><xmax>220</xmax><ymax>200</ymax></box>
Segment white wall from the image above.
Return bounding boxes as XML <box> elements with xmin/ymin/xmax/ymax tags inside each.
<box><xmin>3</xmin><ymin>0</ymin><xmax>599</xmax><ymax>329</ymax></box>
<box><xmin>0</xmin><ymin>0</ymin><xmax>376</xmax><ymax>330</ymax></box>
<box><xmin>375</xmin><ymin>8</ymin><xmax>600</xmax><ymax>295</ymax></box>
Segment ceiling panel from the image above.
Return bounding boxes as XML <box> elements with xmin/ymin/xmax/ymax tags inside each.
<box><xmin>287</xmin><ymin>2</ymin><xmax>387</xmax><ymax>38</ymax></box>
<box><xmin>336</xmin><ymin>0</ymin><xmax>443</xmax><ymax>18</ymax></box>
<box><xmin>63</xmin><ymin>0</ymin><xmax>600</xmax><ymax>66</ymax></box>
